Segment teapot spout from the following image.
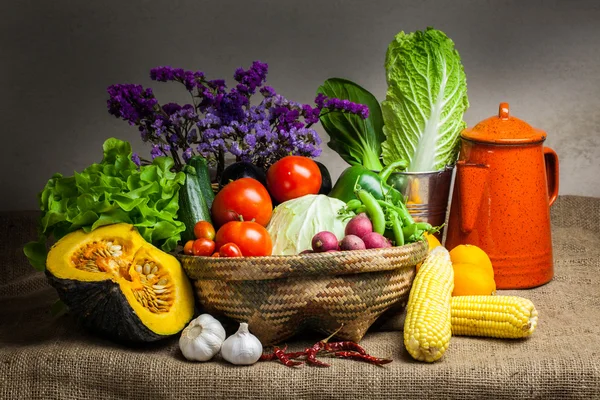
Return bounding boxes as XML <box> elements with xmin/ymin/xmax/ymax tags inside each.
<box><xmin>456</xmin><ymin>161</ymin><xmax>489</xmax><ymax>233</ymax></box>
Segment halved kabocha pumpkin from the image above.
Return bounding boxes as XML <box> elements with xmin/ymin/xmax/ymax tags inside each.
<box><xmin>45</xmin><ymin>223</ymin><xmax>195</xmax><ymax>342</ymax></box>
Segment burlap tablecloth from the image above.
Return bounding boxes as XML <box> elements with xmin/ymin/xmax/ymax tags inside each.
<box><xmin>1</xmin><ymin>195</ymin><xmax>599</xmax><ymax>399</ymax></box>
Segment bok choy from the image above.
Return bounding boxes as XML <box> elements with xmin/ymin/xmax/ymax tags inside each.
<box><xmin>317</xmin><ymin>78</ymin><xmax>385</xmax><ymax>171</ymax></box>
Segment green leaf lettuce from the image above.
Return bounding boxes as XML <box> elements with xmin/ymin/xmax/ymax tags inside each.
<box><xmin>24</xmin><ymin>138</ymin><xmax>186</xmax><ymax>270</ymax></box>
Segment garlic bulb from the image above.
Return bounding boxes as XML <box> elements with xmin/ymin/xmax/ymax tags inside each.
<box><xmin>179</xmin><ymin>314</ymin><xmax>226</xmax><ymax>362</ymax></box>
<box><xmin>220</xmin><ymin>322</ymin><xmax>263</xmax><ymax>365</ymax></box>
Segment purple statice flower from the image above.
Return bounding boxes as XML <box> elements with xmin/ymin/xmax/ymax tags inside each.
<box><xmin>107</xmin><ymin>84</ymin><xmax>158</xmax><ymax>125</ymax></box>
<box><xmin>260</xmin><ymin>86</ymin><xmax>276</xmax><ymax>98</ymax></box>
<box><xmin>150</xmin><ymin>144</ymin><xmax>165</xmax><ymax>159</ymax></box>
<box><xmin>196</xmin><ymin>143</ymin><xmax>212</xmax><ymax>157</ymax></box>
<box><xmin>209</xmin><ymin>138</ymin><xmax>226</xmax><ymax>152</ymax></box>
<box><xmin>244</xmin><ymin>133</ymin><xmax>257</xmax><ymax>147</ymax></box>
<box><xmin>208</xmin><ymin>79</ymin><xmax>227</xmax><ymax>91</ymax></box>
<box><xmin>151</xmin><ymin>117</ymin><xmax>167</xmax><ymax>136</ymax></box>
<box><xmin>218</xmin><ymin>125</ymin><xmax>235</xmax><ymax>138</ymax></box>
<box><xmin>247</xmin><ymin>105</ymin><xmax>267</xmax><ymax>123</ymax></box>
<box><xmin>321</xmin><ymin>96</ymin><xmax>369</xmax><ymax>119</ymax></box>
<box><xmin>203</xmin><ymin>128</ymin><xmax>219</xmax><ymax>140</ymax></box>
<box><xmin>139</xmin><ymin>126</ymin><xmax>150</xmax><ymax>142</ymax></box>
<box><xmin>167</xmin><ymin>133</ymin><xmax>179</xmax><ymax>146</ymax></box>
<box><xmin>187</xmin><ymin>128</ymin><xmax>198</xmax><ymax>142</ymax></box>
<box><xmin>162</xmin><ymin>102</ymin><xmax>182</xmax><ymax>115</ymax></box>
<box><xmin>182</xmin><ymin>147</ymin><xmax>193</xmax><ymax>162</ymax></box>
<box><xmin>131</xmin><ymin>153</ymin><xmax>141</xmax><ymax>167</ymax></box>
<box><xmin>315</xmin><ymin>93</ymin><xmax>327</xmax><ymax>109</ymax></box>
<box><xmin>108</xmin><ymin>60</ymin><xmax>369</xmax><ymax>175</ymax></box>
<box><xmin>234</xmin><ymin>61</ymin><xmax>268</xmax><ymax>95</ymax></box>
<box><xmin>197</xmin><ymin>112</ymin><xmax>221</xmax><ymax>128</ymax></box>
<box><xmin>151</xmin><ymin>66</ymin><xmax>205</xmax><ymax>91</ymax></box>
<box><xmin>301</xmin><ymin>104</ymin><xmax>321</xmax><ymax>125</ymax></box>
<box><xmin>229</xmin><ymin>141</ymin><xmax>243</xmax><ymax>157</ymax></box>
<box><xmin>217</xmin><ymin>91</ymin><xmax>247</xmax><ymax>125</ymax></box>
<box><xmin>150</xmin><ymin>66</ymin><xmax>177</xmax><ymax>82</ymax></box>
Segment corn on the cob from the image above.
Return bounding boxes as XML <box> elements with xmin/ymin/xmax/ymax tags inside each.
<box><xmin>451</xmin><ymin>295</ymin><xmax>538</xmax><ymax>338</ymax></box>
<box><xmin>404</xmin><ymin>246</ymin><xmax>454</xmax><ymax>362</ymax></box>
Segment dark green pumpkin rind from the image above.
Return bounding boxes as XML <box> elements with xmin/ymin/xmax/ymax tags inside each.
<box><xmin>45</xmin><ymin>271</ymin><xmax>166</xmax><ymax>343</ymax></box>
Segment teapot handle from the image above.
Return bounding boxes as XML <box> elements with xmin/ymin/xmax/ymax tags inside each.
<box><xmin>544</xmin><ymin>147</ymin><xmax>559</xmax><ymax>206</ymax></box>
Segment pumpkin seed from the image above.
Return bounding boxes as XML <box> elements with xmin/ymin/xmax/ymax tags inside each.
<box><xmin>157</xmin><ymin>279</ymin><xmax>168</xmax><ymax>286</ymax></box>
<box><xmin>143</xmin><ymin>263</ymin><xmax>151</xmax><ymax>275</ymax></box>
<box><xmin>151</xmin><ymin>266</ymin><xmax>158</xmax><ymax>274</ymax></box>
<box><xmin>135</xmin><ymin>265</ymin><xmax>143</xmax><ymax>274</ymax></box>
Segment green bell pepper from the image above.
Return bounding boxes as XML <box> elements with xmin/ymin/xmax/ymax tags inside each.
<box><xmin>329</xmin><ymin>159</ymin><xmax>408</xmax><ymax>204</ymax></box>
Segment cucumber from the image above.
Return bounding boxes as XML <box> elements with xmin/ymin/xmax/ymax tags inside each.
<box><xmin>178</xmin><ymin>156</ymin><xmax>215</xmax><ymax>242</ymax></box>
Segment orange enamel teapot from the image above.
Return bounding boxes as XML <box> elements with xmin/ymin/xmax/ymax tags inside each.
<box><xmin>445</xmin><ymin>103</ymin><xmax>559</xmax><ymax>289</ymax></box>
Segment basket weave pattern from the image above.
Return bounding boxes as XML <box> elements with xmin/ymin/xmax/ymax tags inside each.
<box><xmin>178</xmin><ymin>241</ymin><xmax>427</xmax><ymax>345</ymax></box>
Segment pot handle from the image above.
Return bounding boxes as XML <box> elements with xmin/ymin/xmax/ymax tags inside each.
<box><xmin>544</xmin><ymin>147</ymin><xmax>559</xmax><ymax>206</ymax></box>
<box><xmin>456</xmin><ymin>161</ymin><xmax>489</xmax><ymax>234</ymax></box>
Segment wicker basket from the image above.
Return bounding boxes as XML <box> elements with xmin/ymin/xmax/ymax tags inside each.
<box><xmin>177</xmin><ymin>241</ymin><xmax>427</xmax><ymax>346</ymax></box>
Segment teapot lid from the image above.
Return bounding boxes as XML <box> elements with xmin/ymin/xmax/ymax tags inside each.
<box><xmin>462</xmin><ymin>102</ymin><xmax>546</xmax><ymax>144</ymax></box>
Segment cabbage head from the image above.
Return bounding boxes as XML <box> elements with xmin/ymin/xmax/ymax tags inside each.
<box><xmin>266</xmin><ymin>195</ymin><xmax>348</xmax><ymax>255</ymax></box>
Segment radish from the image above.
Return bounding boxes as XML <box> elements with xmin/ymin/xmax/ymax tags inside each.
<box><xmin>345</xmin><ymin>213</ymin><xmax>373</xmax><ymax>238</ymax></box>
<box><xmin>362</xmin><ymin>232</ymin><xmax>392</xmax><ymax>249</ymax></box>
<box><xmin>339</xmin><ymin>235</ymin><xmax>366</xmax><ymax>251</ymax></box>
<box><xmin>311</xmin><ymin>231</ymin><xmax>339</xmax><ymax>252</ymax></box>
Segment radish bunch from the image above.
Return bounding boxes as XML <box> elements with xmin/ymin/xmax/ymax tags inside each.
<box><xmin>306</xmin><ymin>213</ymin><xmax>391</xmax><ymax>253</ymax></box>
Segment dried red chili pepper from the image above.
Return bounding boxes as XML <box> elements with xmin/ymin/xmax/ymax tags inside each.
<box><xmin>259</xmin><ymin>352</ymin><xmax>277</xmax><ymax>361</ymax></box>
<box><xmin>260</xmin><ymin>347</ymin><xmax>306</xmax><ymax>363</ymax></box>
<box><xmin>333</xmin><ymin>351</ymin><xmax>393</xmax><ymax>365</ymax></box>
<box><xmin>259</xmin><ymin>325</ymin><xmax>392</xmax><ymax>368</ymax></box>
<box><xmin>274</xmin><ymin>346</ymin><xmax>303</xmax><ymax>367</ymax></box>
<box><xmin>323</xmin><ymin>341</ymin><xmax>367</xmax><ymax>355</ymax></box>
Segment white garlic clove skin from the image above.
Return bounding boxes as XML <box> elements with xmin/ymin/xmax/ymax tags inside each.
<box><xmin>220</xmin><ymin>322</ymin><xmax>263</xmax><ymax>365</ymax></box>
<box><xmin>179</xmin><ymin>314</ymin><xmax>226</xmax><ymax>362</ymax></box>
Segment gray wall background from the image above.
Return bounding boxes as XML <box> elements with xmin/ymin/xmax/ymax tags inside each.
<box><xmin>2</xmin><ymin>0</ymin><xmax>599</xmax><ymax>211</ymax></box>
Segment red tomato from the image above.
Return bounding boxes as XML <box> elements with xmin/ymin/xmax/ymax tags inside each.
<box><xmin>211</xmin><ymin>178</ymin><xmax>273</xmax><ymax>228</ymax></box>
<box><xmin>215</xmin><ymin>221</ymin><xmax>272</xmax><ymax>257</ymax></box>
<box><xmin>219</xmin><ymin>243</ymin><xmax>243</xmax><ymax>258</ymax></box>
<box><xmin>192</xmin><ymin>238</ymin><xmax>216</xmax><ymax>257</ymax></box>
<box><xmin>211</xmin><ymin>252</ymin><xmax>221</xmax><ymax>258</ymax></box>
<box><xmin>183</xmin><ymin>240</ymin><xmax>194</xmax><ymax>255</ymax></box>
<box><xmin>194</xmin><ymin>220</ymin><xmax>215</xmax><ymax>240</ymax></box>
<box><xmin>266</xmin><ymin>156</ymin><xmax>321</xmax><ymax>203</ymax></box>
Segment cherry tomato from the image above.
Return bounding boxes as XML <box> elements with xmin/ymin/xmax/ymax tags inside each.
<box><xmin>194</xmin><ymin>220</ymin><xmax>215</xmax><ymax>240</ymax></box>
<box><xmin>266</xmin><ymin>156</ymin><xmax>322</xmax><ymax>203</ymax></box>
<box><xmin>183</xmin><ymin>240</ymin><xmax>195</xmax><ymax>255</ymax></box>
<box><xmin>219</xmin><ymin>243</ymin><xmax>243</xmax><ymax>258</ymax></box>
<box><xmin>192</xmin><ymin>238</ymin><xmax>216</xmax><ymax>257</ymax></box>
<box><xmin>215</xmin><ymin>220</ymin><xmax>272</xmax><ymax>257</ymax></box>
<box><xmin>211</xmin><ymin>178</ymin><xmax>273</xmax><ymax>228</ymax></box>
<box><xmin>211</xmin><ymin>252</ymin><xmax>220</xmax><ymax>258</ymax></box>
